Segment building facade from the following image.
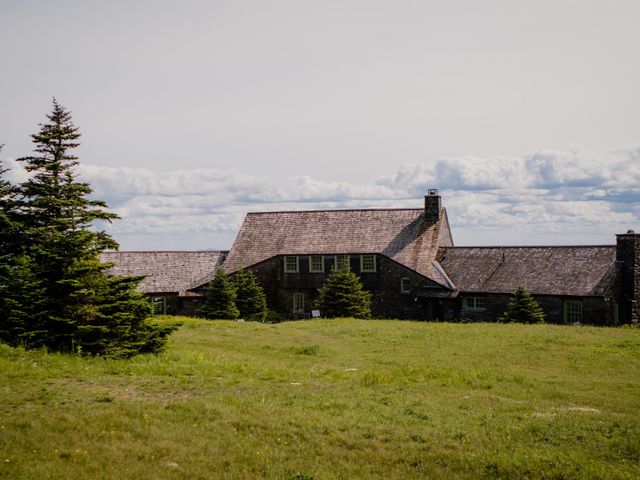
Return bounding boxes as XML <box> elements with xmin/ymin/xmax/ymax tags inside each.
<box><xmin>104</xmin><ymin>191</ymin><xmax>639</xmax><ymax>325</ymax></box>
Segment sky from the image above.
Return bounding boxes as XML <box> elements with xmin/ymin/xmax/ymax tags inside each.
<box><xmin>1</xmin><ymin>0</ymin><xmax>639</xmax><ymax>250</ymax></box>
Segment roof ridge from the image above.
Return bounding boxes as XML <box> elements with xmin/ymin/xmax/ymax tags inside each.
<box><xmin>104</xmin><ymin>251</ymin><xmax>226</xmax><ymax>254</ymax></box>
<box><xmin>246</xmin><ymin>207</ymin><xmax>424</xmax><ymax>215</ymax></box>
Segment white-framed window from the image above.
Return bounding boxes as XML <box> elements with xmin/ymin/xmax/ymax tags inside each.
<box><xmin>400</xmin><ymin>277</ymin><xmax>411</xmax><ymax>294</ymax></box>
<box><xmin>360</xmin><ymin>254</ymin><xmax>376</xmax><ymax>273</ymax></box>
<box><xmin>309</xmin><ymin>255</ymin><xmax>324</xmax><ymax>273</ymax></box>
<box><xmin>284</xmin><ymin>256</ymin><xmax>299</xmax><ymax>273</ymax></box>
<box><xmin>564</xmin><ymin>300</ymin><xmax>582</xmax><ymax>323</ymax></box>
<box><xmin>336</xmin><ymin>254</ymin><xmax>350</xmax><ymax>272</ymax></box>
<box><xmin>152</xmin><ymin>296</ymin><xmax>167</xmax><ymax>316</ymax></box>
<box><xmin>462</xmin><ymin>297</ymin><xmax>486</xmax><ymax>311</ymax></box>
<box><xmin>293</xmin><ymin>293</ymin><xmax>305</xmax><ymax>313</ymax></box>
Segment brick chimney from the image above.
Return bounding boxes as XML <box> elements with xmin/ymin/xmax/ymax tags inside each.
<box><xmin>616</xmin><ymin>230</ymin><xmax>640</xmax><ymax>324</ymax></box>
<box><xmin>424</xmin><ymin>189</ymin><xmax>441</xmax><ymax>222</ymax></box>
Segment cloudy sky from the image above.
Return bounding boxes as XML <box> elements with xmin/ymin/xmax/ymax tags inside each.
<box><xmin>1</xmin><ymin>1</ymin><xmax>639</xmax><ymax>250</ymax></box>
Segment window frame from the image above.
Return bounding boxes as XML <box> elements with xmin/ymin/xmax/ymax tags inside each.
<box><xmin>564</xmin><ymin>300</ymin><xmax>582</xmax><ymax>323</ymax></box>
<box><xmin>462</xmin><ymin>297</ymin><xmax>486</xmax><ymax>311</ymax></box>
<box><xmin>293</xmin><ymin>292</ymin><xmax>305</xmax><ymax>313</ymax></box>
<box><xmin>400</xmin><ymin>277</ymin><xmax>411</xmax><ymax>294</ymax></box>
<box><xmin>309</xmin><ymin>255</ymin><xmax>324</xmax><ymax>273</ymax></box>
<box><xmin>284</xmin><ymin>255</ymin><xmax>299</xmax><ymax>273</ymax></box>
<box><xmin>360</xmin><ymin>254</ymin><xmax>376</xmax><ymax>273</ymax></box>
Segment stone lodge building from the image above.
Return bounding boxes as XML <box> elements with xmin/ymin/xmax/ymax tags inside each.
<box><xmin>101</xmin><ymin>190</ymin><xmax>639</xmax><ymax>325</ymax></box>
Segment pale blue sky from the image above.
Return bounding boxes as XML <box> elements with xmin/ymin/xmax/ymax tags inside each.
<box><xmin>2</xmin><ymin>1</ymin><xmax>639</xmax><ymax>249</ymax></box>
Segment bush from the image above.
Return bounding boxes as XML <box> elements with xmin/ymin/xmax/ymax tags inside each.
<box><xmin>265</xmin><ymin>310</ymin><xmax>286</xmax><ymax>324</ymax></box>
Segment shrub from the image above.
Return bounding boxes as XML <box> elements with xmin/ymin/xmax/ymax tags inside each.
<box><xmin>265</xmin><ymin>310</ymin><xmax>286</xmax><ymax>324</ymax></box>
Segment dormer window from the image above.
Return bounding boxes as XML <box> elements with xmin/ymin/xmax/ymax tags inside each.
<box><xmin>284</xmin><ymin>256</ymin><xmax>299</xmax><ymax>273</ymax></box>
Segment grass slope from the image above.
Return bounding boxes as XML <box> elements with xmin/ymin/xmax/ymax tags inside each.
<box><xmin>1</xmin><ymin>318</ymin><xmax>639</xmax><ymax>479</ymax></box>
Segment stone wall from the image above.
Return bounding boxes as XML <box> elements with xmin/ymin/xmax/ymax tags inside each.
<box><xmin>249</xmin><ymin>254</ymin><xmax>448</xmax><ymax>319</ymax></box>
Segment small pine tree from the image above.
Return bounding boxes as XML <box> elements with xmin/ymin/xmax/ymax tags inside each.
<box><xmin>317</xmin><ymin>266</ymin><xmax>372</xmax><ymax>319</ymax></box>
<box><xmin>232</xmin><ymin>270</ymin><xmax>267</xmax><ymax>322</ymax></box>
<box><xmin>201</xmin><ymin>268</ymin><xmax>239</xmax><ymax>319</ymax></box>
<box><xmin>498</xmin><ymin>286</ymin><xmax>545</xmax><ymax>324</ymax></box>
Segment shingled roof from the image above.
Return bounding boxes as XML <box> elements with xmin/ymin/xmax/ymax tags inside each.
<box><xmin>437</xmin><ymin>246</ymin><xmax>617</xmax><ymax>297</ymax></box>
<box><xmin>100</xmin><ymin>251</ymin><xmax>227</xmax><ymax>296</ymax></box>
<box><xmin>223</xmin><ymin>207</ymin><xmax>453</xmax><ymax>284</ymax></box>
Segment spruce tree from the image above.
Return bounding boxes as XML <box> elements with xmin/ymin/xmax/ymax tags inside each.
<box><xmin>498</xmin><ymin>286</ymin><xmax>545</xmax><ymax>324</ymax></box>
<box><xmin>232</xmin><ymin>270</ymin><xmax>267</xmax><ymax>322</ymax></box>
<box><xmin>317</xmin><ymin>267</ymin><xmax>372</xmax><ymax>319</ymax></box>
<box><xmin>0</xmin><ymin>149</ymin><xmax>47</xmax><ymax>345</ymax></box>
<box><xmin>11</xmin><ymin>99</ymin><xmax>174</xmax><ymax>356</ymax></box>
<box><xmin>201</xmin><ymin>268</ymin><xmax>239</xmax><ymax>319</ymax></box>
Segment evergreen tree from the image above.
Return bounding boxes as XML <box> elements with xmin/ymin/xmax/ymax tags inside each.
<box><xmin>232</xmin><ymin>270</ymin><xmax>267</xmax><ymax>322</ymax></box>
<box><xmin>76</xmin><ymin>274</ymin><xmax>174</xmax><ymax>357</ymax></box>
<box><xmin>9</xmin><ymin>99</ymin><xmax>174</xmax><ymax>356</ymax></box>
<box><xmin>201</xmin><ymin>268</ymin><xmax>239</xmax><ymax>319</ymax></box>
<box><xmin>0</xmin><ymin>254</ymin><xmax>48</xmax><ymax>347</ymax></box>
<box><xmin>317</xmin><ymin>266</ymin><xmax>372</xmax><ymax>319</ymax></box>
<box><xmin>498</xmin><ymin>286</ymin><xmax>545</xmax><ymax>324</ymax></box>
<box><xmin>0</xmin><ymin>149</ymin><xmax>46</xmax><ymax>345</ymax></box>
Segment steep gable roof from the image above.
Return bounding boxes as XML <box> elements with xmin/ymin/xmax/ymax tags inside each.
<box><xmin>100</xmin><ymin>251</ymin><xmax>227</xmax><ymax>296</ymax></box>
<box><xmin>223</xmin><ymin>207</ymin><xmax>453</xmax><ymax>284</ymax></box>
<box><xmin>438</xmin><ymin>246</ymin><xmax>617</xmax><ymax>297</ymax></box>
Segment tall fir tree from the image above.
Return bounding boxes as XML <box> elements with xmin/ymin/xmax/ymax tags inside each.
<box><xmin>498</xmin><ymin>286</ymin><xmax>546</xmax><ymax>324</ymax></box>
<box><xmin>201</xmin><ymin>268</ymin><xmax>239</xmax><ymax>319</ymax></box>
<box><xmin>232</xmin><ymin>270</ymin><xmax>267</xmax><ymax>322</ymax></box>
<box><xmin>317</xmin><ymin>266</ymin><xmax>372</xmax><ymax>319</ymax></box>
<box><xmin>11</xmin><ymin>99</ymin><xmax>174</xmax><ymax>356</ymax></box>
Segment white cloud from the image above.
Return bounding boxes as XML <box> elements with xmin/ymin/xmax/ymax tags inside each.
<box><xmin>3</xmin><ymin>145</ymin><xmax>639</xmax><ymax>249</ymax></box>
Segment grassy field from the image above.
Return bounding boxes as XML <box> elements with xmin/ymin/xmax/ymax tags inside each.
<box><xmin>1</xmin><ymin>318</ymin><xmax>639</xmax><ymax>479</ymax></box>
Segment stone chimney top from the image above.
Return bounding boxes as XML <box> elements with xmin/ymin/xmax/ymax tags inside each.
<box><xmin>424</xmin><ymin>189</ymin><xmax>441</xmax><ymax>222</ymax></box>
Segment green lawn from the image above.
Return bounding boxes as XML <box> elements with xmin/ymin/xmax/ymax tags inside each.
<box><xmin>1</xmin><ymin>318</ymin><xmax>639</xmax><ymax>479</ymax></box>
